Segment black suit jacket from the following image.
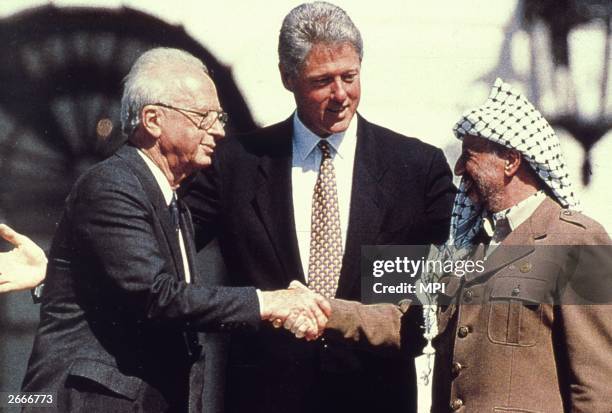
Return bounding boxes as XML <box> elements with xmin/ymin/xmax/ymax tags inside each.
<box><xmin>22</xmin><ymin>144</ymin><xmax>260</xmax><ymax>412</ymax></box>
<box><xmin>184</xmin><ymin>115</ymin><xmax>455</xmax><ymax>413</ymax></box>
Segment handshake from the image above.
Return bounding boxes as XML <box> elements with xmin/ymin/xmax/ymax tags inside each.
<box><xmin>259</xmin><ymin>281</ymin><xmax>331</xmax><ymax>341</ymax></box>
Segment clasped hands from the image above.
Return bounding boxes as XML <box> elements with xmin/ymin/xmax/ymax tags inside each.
<box><xmin>0</xmin><ymin>224</ymin><xmax>48</xmax><ymax>293</ymax></box>
<box><xmin>0</xmin><ymin>223</ymin><xmax>332</xmax><ymax>340</ymax></box>
<box><xmin>260</xmin><ymin>280</ymin><xmax>331</xmax><ymax>341</ymax></box>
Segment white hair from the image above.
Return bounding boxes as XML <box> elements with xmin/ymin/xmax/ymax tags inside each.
<box><xmin>120</xmin><ymin>47</ymin><xmax>209</xmax><ymax>137</ymax></box>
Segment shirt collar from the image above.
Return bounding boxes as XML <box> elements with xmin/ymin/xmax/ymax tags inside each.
<box><xmin>483</xmin><ymin>190</ymin><xmax>545</xmax><ymax>236</ymax></box>
<box><xmin>137</xmin><ymin>149</ymin><xmax>175</xmax><ymax>206</ymax></box>
<box><xmin>292</xmin><ymin>111</ymin><xmax>357</xmax><ymax>161</ymax></box>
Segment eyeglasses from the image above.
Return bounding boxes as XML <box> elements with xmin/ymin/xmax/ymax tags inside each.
<box><xmin>150</xmin><ymin>102</ymin><xmax>229</xmax><ymax>131</ymax></box>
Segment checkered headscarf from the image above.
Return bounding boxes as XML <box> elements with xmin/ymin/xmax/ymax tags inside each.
<box><xmin>449</xmin><ymin>78</ymin><xmax>580</xmax><ymax>247</ymax></box>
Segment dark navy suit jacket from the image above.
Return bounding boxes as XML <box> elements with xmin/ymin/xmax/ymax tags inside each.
<box><xmin>184</xmin><ymin>114</ymin><xmax>456</xmax><ymax>413</ymax></box>
<box><xmin>22</xmin><ymin>144</ymin><xmax>260</xmax><ymax>412</ymax></box>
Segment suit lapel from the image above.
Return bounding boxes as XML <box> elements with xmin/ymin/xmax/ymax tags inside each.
<box><xmin>337</xmin><ymin>116</ymin><xmax>389</xmax><ymax>297</ymax></box>
<box><xmin>115</xmin><ymin>144</ymin><xmax>186</xmax><ymax>281</ymax></box>
<box><xmin>251</xmin><ymin>118</ymin><xmax>305</xmax><ymax>284</ymax></box>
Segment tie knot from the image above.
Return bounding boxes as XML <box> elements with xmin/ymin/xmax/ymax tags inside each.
<box><xmin>317</xmin><ymin>140</ymin><xmax>332</xmax><ymax>159</ymax></box>
<box><xmin>493</xmin><ymin>217</ymin><xmax>511</xmax><ymax>239</ymax></box>
<box><xmin>483</xmin><ymin>215</ymin><xmax>511</xmax><ymax>243</ymax></box>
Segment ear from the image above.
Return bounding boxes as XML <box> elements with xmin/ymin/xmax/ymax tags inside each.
<box><xmin>503</xmin><ymin>149</ymin><xmax>522</xmax><ymax>177</ymax></box>
<box><xmin>279</xmin><ymin>63</ymin><xmax>295</xmax><ymax>92</ymax></box>
<box><xmin>141</xmin><ymin>105</ymin><xmax>163</xmax><ymax>139</ymax></box>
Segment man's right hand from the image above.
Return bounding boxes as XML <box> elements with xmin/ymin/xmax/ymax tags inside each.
<box><xmin>259</xmin><ymin>282</ymin><xmax>331</xmax><ymax>341</ymax></box>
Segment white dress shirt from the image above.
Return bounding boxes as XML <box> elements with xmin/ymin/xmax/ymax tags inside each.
<box><xmin>137</xmin><ymin>150</ymin><xmax>192</xmax><ymax>283</ymax></box>
<box><xmin>291</xmin><ymin>112</ymin><xmax>358</xmax><ymax>281</ymax></box>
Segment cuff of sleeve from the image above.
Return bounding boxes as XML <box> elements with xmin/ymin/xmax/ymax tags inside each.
<box><xmin>327</xmin><ymin>299</ymin><xmax>403</xmax><ymax>348</ymax></box>
<box><xmin>256</xmin><ymin>289</ymin><xmax>264</xmax><ymax>318</ymax></box>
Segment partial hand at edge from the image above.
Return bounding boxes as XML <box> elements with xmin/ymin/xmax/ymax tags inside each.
<box><xmin>0</xmin><ymin>224</ymin><xmax>48</xmax><ymax>293</ymax></box>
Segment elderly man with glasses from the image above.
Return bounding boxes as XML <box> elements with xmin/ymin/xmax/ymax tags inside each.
<box><xmin>20</xmin><ymin>47</ymin><xmax>330</xmax><ymax>413</ymax></box>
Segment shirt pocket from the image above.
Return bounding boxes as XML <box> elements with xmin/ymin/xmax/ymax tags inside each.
<box><xmin>487</xmin><ymin>276</ymin><xmax>549</xmax><ymax>347</ymax></box>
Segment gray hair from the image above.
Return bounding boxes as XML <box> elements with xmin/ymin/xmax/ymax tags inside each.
<box><xmin>120</xmin><ymin>47</ymin><xmax>209</xmax><ymax>137</ymax></box>
<box><xmin>278</xmin><ymin>2</ymin><xmax>363</xmax><ymax>79</ymax></box>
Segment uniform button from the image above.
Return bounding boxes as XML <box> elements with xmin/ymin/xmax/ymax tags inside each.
<box><xmin>451</xmin><ymin>362</ymin><xmax>463</xmax><ymax>375</ymax></box>
<box><xmin>463</xmin><ymin>290</ymin><xmax>473</xmax><ymax>303</ymax></box>
<box><xmin>450</xmin><ymin>398</ymin><xmax>463</xmax><ymax>410</ymax></box>
<box><xmin>323</xmin><ymin>344</ymin><xmax>328</xmax><ymax>349</ymax></box>
<box><xmin>321</xmin><ymin>337</ymin><xmax>326</xmax><ymax>342</ymax></box>
<box><xmin>457</xmin><ymin>326</ymin><xmax>470</xmax><ymax>338</ymax></box>
<box><xmin>520</xmin><ymin>262</ymin><xmax>532</xmax><ymax>273</ymax></box>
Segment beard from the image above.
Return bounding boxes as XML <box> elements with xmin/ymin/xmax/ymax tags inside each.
<box><xmin>465</xmin><ymin>172</ymin><xmax>505</xmax><ymax>212</ymax></box>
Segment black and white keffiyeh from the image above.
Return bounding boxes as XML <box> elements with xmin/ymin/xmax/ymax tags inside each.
<box><xmin>449</xmin><ymin>78</ymin><xmax>580</xmax><ymax>247</ymax></box>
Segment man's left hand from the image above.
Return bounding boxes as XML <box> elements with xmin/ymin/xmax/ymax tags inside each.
<box><xmin>0</xmin><ymin>224</ymin><xmax>47</xmax><ymax>293</ymax></box>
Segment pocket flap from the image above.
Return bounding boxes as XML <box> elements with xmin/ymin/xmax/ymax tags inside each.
<box><xmin>490</xmin><ymin>277</ymin><xmax>551</xmax><ymax>304</ymax></box>
<box><xmin>68</xmin><ymin>359</ymin><xmax>143</xmax><ymax>400</ymax></box>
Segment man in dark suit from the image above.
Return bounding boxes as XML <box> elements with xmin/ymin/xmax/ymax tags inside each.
<box><xmin>21</xmin><ymin>47</ymin><xmax>330</xmax><ymax>413</ymax></box>
<box><xmin>183</xmin><ymin>3</ymin><xmax>456</xmax><ymax>412</ymax></box>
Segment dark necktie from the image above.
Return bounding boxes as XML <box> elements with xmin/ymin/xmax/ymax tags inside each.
<box><xmin>483</xmin><ymin>216</ymin><xmax>511</xmax><ymax>257</ymax></box>
<box><xmin>170</xmin><ymin>192</ymin><xmax>192</xmax><ymax>282</ymax></box>
<box><xmin>170</xmin><ymin>193</ymin><xmax>201</xmax><ymax>357</ymax></box>
<box><xmin>492</xmin><ymin>217</ymin><xmax>511</xmax><ymax>243</ymax></box>
<box><xmin>169</xmin><ymin>193</ymin><xmax>180</xmax><ymax>232</ymax></box>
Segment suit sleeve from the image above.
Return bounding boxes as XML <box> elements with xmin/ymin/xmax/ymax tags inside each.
<box><xmin>418</xmin><ymin>148</ymin><xmax>456</xmax><ymax>245</ymax></box>
<box><xmin>556</xmin><ymin>229</ymin><xmax>612</xmax><ymax>412</ymax></box>
<box><xmin>326</xmin><ymin>299</ymin><xmax>425</xmax><ymax>358</ymax></box>
<box><xmin>70</xmin><ymin>169</ymin><xmax>261</xmax><ymax>331</ymax></box>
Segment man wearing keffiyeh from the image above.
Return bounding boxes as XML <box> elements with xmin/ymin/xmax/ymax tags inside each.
<box><xmin>427</xmin><ymin>78</ymin><xmax>612</xmax><ymax>412</ymax></box>
<box><xmin>449</xmin><ymin>77</ymin><xmax>580</xmax><ymax>249</ymax></box>
<box><xmin>324</xmin><ymin>78</ymin><xmax>612</xmax><ymax>412</ymax></box>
